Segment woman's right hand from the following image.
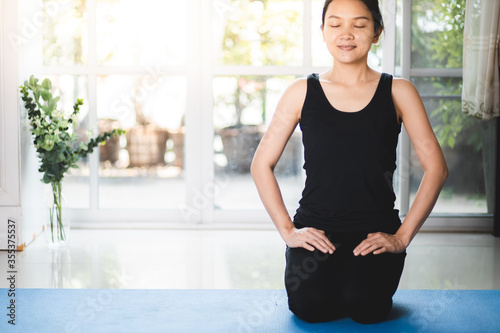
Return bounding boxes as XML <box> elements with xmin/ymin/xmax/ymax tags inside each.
<box><xmin>282</xmin><ymin>227</ymin><xmax>336</xmax><ymax>254</ymax></box>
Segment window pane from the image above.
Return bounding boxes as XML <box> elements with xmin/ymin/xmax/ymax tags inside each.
<box><xmin>213</xmin><ymin>75</ymin><xmax>303</xmax><ymax>210</ymax></box>
<box><xmin>96</xmin><ymin>0</ymin><xmax>186</xmax><ymax>67</ymax></box>
<box><xmin>97</xmin><ymin>75</ymin><xmax>186</xmax><ymax>209</ymax></box>
<box><xmin>395</xmin><ymin>0</ymin><xmax>402</xmax><ymax>72</ymax></box>
<box><xmin>214</xmin><ymin>0</ymin><xmax>303</xmax><ymax>66</ymax></box>
<box><xmin>44</xmin><ymin>75</ymin><xmax>90</xmax><ymax>209</ymax></box>
<box><xmin>43</xmin><ymin>0</ymin><xmax>87</xmax><ymax>65</ymax></box>
<box><xmin>311</xmin><ymin>0</ymin><xmax>331</xmax><ymax>67</ymax></box>
<box><xmin>410</xmin><ymin>77</ymin><xmax>490</xmax><ymax>213</ymax></box>
<box><xmin>411</xmin><ymin>0</ymin><xmax>465</xmax><ymax>68</ymax></box>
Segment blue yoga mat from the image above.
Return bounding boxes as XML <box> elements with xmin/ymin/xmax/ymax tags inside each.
<box><xmin>0</xmin><ymin>289</ymin><xmax>499</xmax><ymax>332</ymax></box>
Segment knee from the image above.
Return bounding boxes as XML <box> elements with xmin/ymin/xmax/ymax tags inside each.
<box><xmin>289</xmin><ymin>302</ymin><xmax>345</xmax><ymax>323</ymax></box>
<box><xmin>287</xmin><ymin>292</ymin><xmax>324</xmax><ymax>323</ymax></box>
<box><xmin>345</xmin><ymin>295</ymin><xmax>393</xmax><ymax>324</ymax></box>
<box><xmin>289</xmin><ymin>303</ymin><xmax>326</xmax><ymax>323</ymax></box>
<box><xmin>287</xmin><ymin>295</ymin><xmax>346</xmax><ymax>323</ymax></box>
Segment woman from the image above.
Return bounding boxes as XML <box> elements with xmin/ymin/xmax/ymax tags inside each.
<box><xmin>251</xmin><ymin>0</ymin><xmax>448</xmax><ymax>325</ymax></box>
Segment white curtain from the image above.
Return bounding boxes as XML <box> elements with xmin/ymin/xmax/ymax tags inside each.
<box><xmin>462</xmin><ymin>0</ymin><xmax>500</xmax><ymax>120</ymax></box>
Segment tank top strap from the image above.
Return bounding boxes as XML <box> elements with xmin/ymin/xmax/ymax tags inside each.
<box><xmin>375</xmin><ymin>73</ymin><xmax>399</xmax><ymax>124</ymax></box>
<box><xmin>307</xmin><ymin>73</ymin><xmax>320</xmax><ymax>88</ymax></box>
<box><xmin>302</xmin><ymin>73</ymin><xmax>327</xmax><ymax>116</ymax></box>
<box><xmin>377</xmin><ymin>73</ymin><xmax>393</xmax><ymax>101</ymax></box>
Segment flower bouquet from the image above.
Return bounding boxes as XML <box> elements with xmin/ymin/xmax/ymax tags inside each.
<box><xmin>20</xmin><ymin>75</ymin><xmax>125</xmax><ymax>246</ymax></box>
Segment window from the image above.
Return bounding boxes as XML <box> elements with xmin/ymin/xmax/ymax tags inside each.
<box><xmin>43</xmin><ymin>0</ymin><xmax>187</xmax><ymax>220</ymax></box>
<box><xmin>211</xmin><ymin>0</ymin><xmax>385</xmax><ymax>216</ymax></box>
<box><xmin>402</xmin><ymin>0</ymin><xmax>493</xmax><ymax>215</ymax></box>
<box><xmin>33</xmin><ymin>0</ymin><xmax>492</xmax><ymax>227</ymax></box>
<box><xmin>213</xmin><ymin>0</ymin><xmax>305</xmax><ymax>212</ymax></box>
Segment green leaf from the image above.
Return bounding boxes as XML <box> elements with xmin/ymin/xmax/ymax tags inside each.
<box><xmin>447</xmin><ymin>136</ymin><xmax>455</xmax><ymax>148</ymax></box>
<box><xmin>41</xmin><ymin>78</ymin><xmax>52</xmax><ymax>90</ymax></box>
<box><xmin>29</xmin><ymin>75</ymin><xmax>36</xmax><ymax>87</ymax></box>
<box><xmin>57</xmin><ymin>152</ymin><xmax>66</xmax><ymax>163</ymax></box>
<box><xmin>42</xmin><ymin>173</ymin><xmax>52</xmax><ymax>184</ymax></box>
<box><xmin>48</xmin><ymin>97</ymin><xmax>57</xmax><ymax>111</ymax></box>
<box><xmin>79</xmin><ymin>142</ymin><xmax>88</xmax><ymax>151</ymax></box>
<box><xmin>41</xmin><ymin>90</ymin><xmax>52</xmax><ymax>102</ymax></box>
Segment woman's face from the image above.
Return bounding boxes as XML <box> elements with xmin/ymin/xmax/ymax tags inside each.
<box><xmin>321</xmin><ymin>0</ymin><xmax>379</xmax><ymax>66</ymax></box>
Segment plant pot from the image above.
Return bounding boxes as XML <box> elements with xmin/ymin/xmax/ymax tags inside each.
<box><xmin>98</xmin><ymin>119</ymin><xmax>122</xmax><ymax>164</ymax></box>
<box><xmin>169</xmin><ymin>127</ymin><xmax>185</xmax><ymax>168</ymax></box>
<box><xmin>126</xmin><ymin>126</ymin><xmax>169</xmax><ymax>167</ymax></box>
<box><xmin>218</xmin><ymin>125</ymin><xmax>264</xmax><ymax>174</ymax></box>
<box><xmin>45</xmin><ymin>180</ymin><xmax>70</xmax><ymax>248</ymax></box>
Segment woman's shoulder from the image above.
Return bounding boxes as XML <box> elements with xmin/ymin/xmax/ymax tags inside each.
<box><xmin>391</xmin><ymin>77</ymin><xmax>418</xmax><ymax>95</ymax></box>
<box><xmin>390</xmin><ymin>76</ymin><xmax>425</xmax><ymax>119</ymax></box>
<box><xmin>273</xmin><ymin>77</ymin><xmax>310</xmax><ymax>122</ymax></box>
<box><xmin>391</xmin><ymin>77</ymin><xmax>422</xmax><ymax>106</ymax></box>
<box><xmin>289</xmin><ymin>76</ymin><xmax>309</xmax><ymax>89</ymax></box>
<box><xmin>281</xmin><ymin>77</ymin><xmax>308</xmax><ymax>100</ymax></box>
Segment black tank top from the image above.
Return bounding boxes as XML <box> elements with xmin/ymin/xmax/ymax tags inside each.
<box><xmin>294</xmin><ymin>73</ymin><xmax>401</xmax><ymax>232</ymax></box>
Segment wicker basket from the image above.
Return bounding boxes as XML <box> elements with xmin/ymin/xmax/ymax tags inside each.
<box><xmin>98</xmin><ymin>119</ymin><xmax>121</xmax><ymax>164</ymax></box>
<box><xmin>126</xmin><ymin>126</ymin><xmax>169</xmax><ymax>167</ymax></box>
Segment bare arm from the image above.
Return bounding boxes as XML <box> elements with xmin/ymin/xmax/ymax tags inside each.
<box><xmin>354</xmin><ymin>78</ymin><xmax>448</xmax><ymax>256</ymax></box>
<box><xmin>251</xmin><ymin>79</ymin><xmax>335</xmax><ymax>254</ymax></box>
<box><xmin>394</xmin><ymin>79</ymin><xmax>448</xmax><ymax>244</ymax></box>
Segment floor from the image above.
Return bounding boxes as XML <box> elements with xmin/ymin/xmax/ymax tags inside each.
<box><xmin>1</xmin><ymin>229</ymin><xmax>499</xmax><ymax>290</ymax></box>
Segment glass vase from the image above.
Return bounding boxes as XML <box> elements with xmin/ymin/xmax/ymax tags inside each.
<box><xmin>46</xmin><ymin>180</ymin><xmax>70</xmax><ymax>248</ymax></box>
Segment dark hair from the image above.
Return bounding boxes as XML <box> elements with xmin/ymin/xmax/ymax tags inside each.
<box><xmin>322</xmin><ymin>0</ymin><xmax>384</xmax><ymax>36</ymax></box>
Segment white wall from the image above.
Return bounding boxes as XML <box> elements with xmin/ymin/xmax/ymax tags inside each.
<box><xmin>0</xmin><ymin>0</ymin><xmax>46</xmax><ymax>250</ymax></box>
<box><xmin>18</xmin><ymin>0</ymin><xmax>46</xmax><ymax>249</ymax></box>
<box><xmin>0</xmin><ymin>0</ymin><xmax>22</xmax><ymax>249</ymax></box>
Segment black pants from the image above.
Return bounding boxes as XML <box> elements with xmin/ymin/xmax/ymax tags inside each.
<box><xmin>284</xmin><ymin>222</ymin><xmax>406</xmax><ymax>324</ymax></box>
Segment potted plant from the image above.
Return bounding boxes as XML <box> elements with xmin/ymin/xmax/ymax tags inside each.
<box><xmin>217</xmin><ymin>77</ymin><xmax>265</xmax><ymax>174</ymax></box>
<box><xmin>98</xmin><ymin>118</ymin><xmax>122</xmax><ymax>165</ymax></box>
<box><xmin>20</xmin><ymin>75</ymin><xmax>125</xmax><ymax>247</ymax></box>
<box><xmin>125</xmin><ymin>78</ymin><xmax>170</xmax><ymax>168</ymax></box>
<box><xmin>216</xmin><ymin>76</ymin><xmax>302</xmax><ymax>175</ymax></box>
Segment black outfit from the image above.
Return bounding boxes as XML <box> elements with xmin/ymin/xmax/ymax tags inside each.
<box><xmin>295</xmin><ymin>72</ymin><xmax>401</xmax><ymax>232</ymax></box>
<box><xmin>285</xmin><ymin>73</ymin><xmax>406</xmax><ymax>324</ymax></box>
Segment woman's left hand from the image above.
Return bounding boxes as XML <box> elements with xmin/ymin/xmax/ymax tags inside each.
<box><xmin>353</xmin><ymin>232</ymin><xmax>407</xmax><ymax>256</ymax></box>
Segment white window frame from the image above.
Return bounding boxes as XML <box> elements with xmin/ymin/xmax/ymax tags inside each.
<box><xmin>34</xmin><ymin>0</ymin><xmax>492</xmax><ymax>231</ymax></box>
<box><xmin>397</xmin><ymin>0</ymin><xmax>492</xmax><ymax>231</ymax></box>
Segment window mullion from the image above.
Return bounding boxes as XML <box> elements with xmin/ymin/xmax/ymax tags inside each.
<box><xmin>87</xmin><ymin>0</ymin><xmax>98</xmax><ymax>211</ymax></box>
<box><xmin>200</xmin><ymin>0</ymin><xmax>215</xmax><ymax>223</ymax></box>
<box><xmin>382</xmin><ymin>0</ymin><xmax>396</xmax><ymax>74</ymax></box>
<box><xmin>303</xmin><ymin>0</ymin><xmax>312</xmax><ymax>68</ymax></box>
<box><xmin>398</xmin><ymin>0</ymin><xmax>412</xmax><ymax>216</ymax></box>
<box><xmin>184</xmin><ymin>0</ymin><xmax>205</xmax><ymax>224</ymax></box>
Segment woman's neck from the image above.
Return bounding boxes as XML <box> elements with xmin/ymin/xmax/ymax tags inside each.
<box><xmin>324</xmin><ymin>62</ymin><xmax>377</xmax><ymax>85</ymax></box>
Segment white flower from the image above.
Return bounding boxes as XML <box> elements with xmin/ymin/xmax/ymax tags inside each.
<box><xmin>53</xmin><ymin>110</ymin><xmax>63</xmax><ymax>119</ymax></box>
